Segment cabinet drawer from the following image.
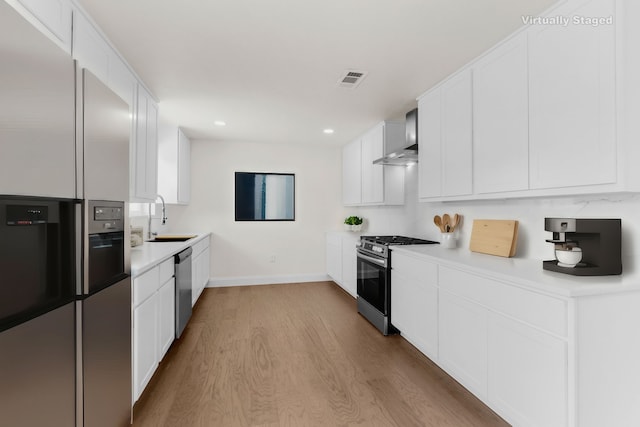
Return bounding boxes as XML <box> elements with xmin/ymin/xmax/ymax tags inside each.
<box><xmin>133</xmin><ymin>266</ymin><xmax>159</xmax><ymax>307</ymax></box>
<box><xmin>439</xmin><ymin>266</ymin><xmax>567</xmax><ymax>337</ymax></box>
<box><xmin>392</xmin><ymin>252</ymin><xmax>437</xmax><ymax>284</ymax></box>
<box><xmin>159</xmin><ymin>258</ymin><xmax>174</xmax><ymax>284</ymax></box>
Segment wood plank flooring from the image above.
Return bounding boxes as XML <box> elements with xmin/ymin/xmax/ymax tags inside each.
<box><xmin>132</xmin><ymin>282</ymin><xmax>509</xmax><ymax>427</ymax></box>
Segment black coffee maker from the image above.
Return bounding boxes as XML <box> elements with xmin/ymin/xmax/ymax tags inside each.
<box><xmin>543</xmin><ymin>218</ymin><xmax>622</xmax><ymax>276</ymax></box>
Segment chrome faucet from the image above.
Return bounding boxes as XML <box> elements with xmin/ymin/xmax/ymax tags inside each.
<box><xmin>148</xmin><ymin>194</ymin><xmax>167</xmax><ymax>239</ymax></box>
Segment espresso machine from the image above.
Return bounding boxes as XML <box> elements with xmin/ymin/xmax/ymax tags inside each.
<box><xmin>543</xmin><ymin>218</ymin><xmax>622</xmax><ymax>276</ymax></box>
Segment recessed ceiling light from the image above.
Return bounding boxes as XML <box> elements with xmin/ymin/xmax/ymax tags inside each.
<box><xmin>214</xmin><ymin>121</ymin><xmax>226</xmax><ymax>126</ymax></box>
<box><xmin>323</xmin><ymin>129</ymin><xmax>334</xmax><ymax>134</ymax></box>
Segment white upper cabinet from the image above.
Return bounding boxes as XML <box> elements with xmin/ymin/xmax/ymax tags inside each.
<box><xmin>7</xmin><ymin>0</ymin><xmax>72</xmax><ymax>53</ymax></box>
<box><xmin>418</xmin><ymin>89</ymin><xmax>442</xmax><ymax>199</ymax></box>
<box><xmin>342</xmin><ymin>138</ymin><xmax>362</xmax><ymax>205</ymax></box>
<box><xmin>418</xmin><ymin>69</ymin><xmax>473</xmax><ymax>199</ymax></box>
<box><xmin>72</xmin><ymin>10</ymin><xmax>136</xmax><ymax>106</ymax></box>
<box><xmin>342</xmin><ymin>121</ymin><xmax>404</xmax><ymax>206</ymax></box>
<box><xmin>473</xmin><ymin>33</ymin><xmax>529</xmax><ymax>194</ymax></box>
<box><xmin>528</xmin><ymin>0</ymin><xmax>616</xmax><ymax>190</ymax></box>
<box><xmin>158</xmin><ymin>122</ymin><xmax>191</xmax><ymax>205</ymax></box>
<box><xmin>441</xmin><ymin>70</ymin><xmax>473</xmax><ymax>197</ymax></box>
<box><xmin>133</xmin><ymin>85</ymin><xmax>159</xmax><ymax>202</ymax></box>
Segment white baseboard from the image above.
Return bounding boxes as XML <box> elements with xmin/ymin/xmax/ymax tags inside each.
<box><xmin>206</xmin><ymin>273</ymin><xmax>332</xmax><ymax>288</ymax></box>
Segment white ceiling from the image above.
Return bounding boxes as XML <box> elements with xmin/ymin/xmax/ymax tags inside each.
<box><xmin>78</xmin><ymin>0</ymin><xmax>556</xmax><ymax>147</ymax></box>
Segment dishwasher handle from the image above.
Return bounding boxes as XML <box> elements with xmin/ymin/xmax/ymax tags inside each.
<box><xmin>175</xmin><ymin>247</ymin><xmax>192</xmax><ymax>263</ymax></box>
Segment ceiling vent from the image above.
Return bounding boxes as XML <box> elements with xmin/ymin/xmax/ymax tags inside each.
<box><xmin>338</xmin><ymin>70</ymin><xmax>367</xmax><ymax>89</ymax></box>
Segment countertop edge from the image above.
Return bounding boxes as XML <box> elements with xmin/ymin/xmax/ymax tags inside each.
<box><xmin>130</xmin><ymin>232</ymin><xmax>211</xmax><ymax>277</ymax></box>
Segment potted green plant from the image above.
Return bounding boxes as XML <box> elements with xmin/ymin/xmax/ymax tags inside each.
<box><xmin>344</xmin><ymin>216</ymin><xmax>363</xmax><ymax>232</ymax></box>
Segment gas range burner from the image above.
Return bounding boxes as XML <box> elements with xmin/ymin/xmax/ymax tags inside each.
<box><xmin>361</xmin><ymin>235</ymin><xmax>439</xmax><ymax>246</ymax></box>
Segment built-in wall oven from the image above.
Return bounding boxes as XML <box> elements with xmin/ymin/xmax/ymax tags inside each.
<box><xmin>357</xmin><ymin>235</ymin><xmax>438</xmax><ymax>335</ymax></box>
<box><xmin>0</xmin><ymin>195</ymin><xmax>78</xmax><ymax>426</ymax></box>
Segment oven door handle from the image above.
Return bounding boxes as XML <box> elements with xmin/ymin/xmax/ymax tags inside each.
<box><xmin>357</xmin><ymin>251</ymin><xmax>388</xmax><ymax>268</ymax></box>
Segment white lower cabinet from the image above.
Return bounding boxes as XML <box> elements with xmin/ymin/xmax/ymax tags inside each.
<box><xmin>133</xmin><ymin>289</ymin><xmax>157</xmax><ymax>402</ymax></box>
<box><xmin>191</xmin><ymin>238</ymin><xmax>210</xmax><ymax>306</ymax></box>
<box><xmin>391</xmin><ymin>253</ymin><xmax>438</xmax><ymax>360</ymax></box>
<box><xmin>488</xmin><ymin>312</ymin><xmax>567</xmax><ymax>427</ymax></box>
<box><xmin>392</xmin><ymin>254</ymin><xmax>573</xmax><ymax>427</ymax></box>
<box><xmin>438</xmin><ymin>290</ymin><xmax>488</xmax><ymax>399</ymax></box>
<box><xmin>133</xmin><ymin>257</ymin><xmax>174</xmax><ymax>402</ymax></box>
<box><xmin>325</xmin><ymin>232</ymin><xmax>358</xmax><ymax>298</ymax></box>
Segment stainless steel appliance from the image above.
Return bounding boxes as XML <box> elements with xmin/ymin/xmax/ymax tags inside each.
<box><xmin>175</xmin><ymin>247</ymin><xmax>193</xmax><ymax>338</ymax></box>
<box><xmin>78</xmin><ymin>200</ymin><xmax>131</xmax><ymax>427</ymax></box>
<box><xmin>357</xmin><ymin>235</ymin><xmax>438</xmax><ymax>335</ymax></box>
<box><xmin>543</xmin><ymin>218</ymin><xmax>622</xmax><ymax>276</ymax></box>
<box><xmin>373</xmin><ymin>108</ymin><xmax>419</xmax><ymax>166</ymax></box>
<box><xmin>0</xmin><ymin>195</ymin><xmax>78</xmax><ymax>426</ymax></box>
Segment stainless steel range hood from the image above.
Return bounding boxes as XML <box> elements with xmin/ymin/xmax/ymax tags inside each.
<box><xmin>373</xmin><ymin>108</ymin><xmax>418</xmax><ymax>166</ymax></box>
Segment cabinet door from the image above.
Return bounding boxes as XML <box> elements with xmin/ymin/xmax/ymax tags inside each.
<box><xmin>133</xmin><ymin>86</ymin><xmax>159</xmax><ymax>201</ymax></box>
<box><xmin>488</xmin><ymin>313</ymin><xmax>568</xmax><ymax>427</ymax></box>
<box><xmin>133</xmin><ymin>293</ymin><xmax>158</xmax><ymax>402</ymax></box>
<box><xmin>342</xmin><ymin>139</ymin><xmax>362</xmax><ymax>205</ymax></box>
<box><xmin>177</xmin><ymin>129</ymin><xmax>191</xmax><ymax>204</ymax></box>
<box><xmin>13</xmin><ymin>0</ymin><xmax>72</xmax><ymax>52</ymax></box>
<box><xmin>418</xmin><ymin>90</ymin><xmax>442</xmax><ymax>198</ymax></box>
<box><xmin>361</xmin><ymin>125</ymin><xmax>384</xmax><ymax>204</ymax></box>
<box><xmin>528</xmin><ymin>0</ymin><xmax>616</xmax><ymax>189</ymax></box>
<box><xmin>441</xmin><ymin>70</ymin><xmax>473</xmax><ymax>196</ymax></box>
<box><xmin>341</xmin><ymin>236</ymin><xmax>358</xmax><ymax>297</ymax></box>
<box><xmin>157</xmin><ymin>278</ymin><xmax>175</xmax><ymax>360</ymax></box>
<box><xmin>439</xmin><ymin>290</ymin><xmax>487</xmax><ymax>399</ymax></box>
<box><xmin>326</xmin><ymin>234</ymin><xmax>343</xmax><ymax>284</ymax></box>
<box><xmin>473</xmin><ymin>33</ymin><xmax>529</xmax><ymax>194</ymax></box>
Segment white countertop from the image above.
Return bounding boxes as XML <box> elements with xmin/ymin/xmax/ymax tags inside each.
<box><xmin>130</xmin><ymin>232</ymin><xmax>211</xmax><ymax>277</ymax></box>
<box><xmin>391</xmin><ymin>245</ymin><xmax>640</xmax><ymax>298</ymax></box>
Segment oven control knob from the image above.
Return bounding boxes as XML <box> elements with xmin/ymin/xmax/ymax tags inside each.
<box><xmin>373</xmin><ymin>246</ymin><xmax>383</xmax><ymax>253</ymax></box>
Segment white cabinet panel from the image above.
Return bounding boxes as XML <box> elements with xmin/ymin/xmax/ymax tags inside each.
<box><xmin>133</xmin><ymin>85</ymin><xmax>158</xmax><ymax>201</ymax></box>
<box><xmin>488</xmin><ymin>313</ymin><xmax>568</xmax><ymax>427</ymax></box>
<box><xmin>326</xmin><ymin>233</ymin><xmax>343</xmax><ymax>284</ymax></box>
<box><xmin>158</xmin><ymin>123</ymin><xmax>191</xmax><ymax>204</ymax></box>
<box><xmin>473</xmin><ymin>33</ymin><xmax>529</xmax><ymax>194</ymax></box>
<box><xmin>391</xmin><ymin>254</ymin><xmax>438</xmax><ymax>360</ymax></box>
<box><xmin>158</xmin><ymin>277</ymin><xmax>175</xmax><ymax>359</ymax></box>
<box><xmin>9</xmin><ymin>0</ymin><xmax>72</xmax><ymax>52</ymax></box>
<box><xmin>439</xmin><ymin>290</ymin><xmax>488</xmax><ymax>399</ymax></box>
<box><xmin>342</xmin><ymin>139</ymin><xmax>362</xmax><ymax>205</ymax></box>
<box><xmin>418</xmin><ymin>89</ymin><xmax>442</xmax><ymax>198</ymax></box>
<box><xmin>72</xmin><ymin>11</ymin><xmax>110</xmax><ymax>84</ymax></box>
<box><xmin>361</xmin><ymin>125</ymin><xmax>384</xmax><ymax>204</ymax></box>
<box><xmin>441</xmin><ymin>70</ymin><xmax>473</xmax><ymax>196</ymax></box>
<box><xmin>133</xmin><ymin>292</ymin><xmax>157</xmax><ymax>402</ymax></box>
<box><xmin>341</xmin><ymin>235</ymin><xmax>358</xmax><ymax>297</ymax></box>
<box><xmin>528</xmin><ymin>0</ymin><xmax>616</xmax><ymax>189</ymax></box>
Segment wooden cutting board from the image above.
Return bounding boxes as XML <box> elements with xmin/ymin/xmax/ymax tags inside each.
<box><xmin>469</xmin><ymin>220</ymin><xmax>519</xmax><ymax>257</ymax></box>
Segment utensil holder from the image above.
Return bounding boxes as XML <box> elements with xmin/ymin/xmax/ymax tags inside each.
<box><xmin>440</xmin><ymin>232</ymin><xmax>456</xmax><ymax>249</ymax></box>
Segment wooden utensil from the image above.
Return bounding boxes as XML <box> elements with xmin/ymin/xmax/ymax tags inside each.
<box><xmin>434</xmin><ymin>215</ymin><xmax>444</xmax><ymax>232</ymax></box>
<box><xmin>443</xmin><ymin>213</ymin><xmax>451</xmax><ymax>232</ymax></box>
<box><xmin>450</xmin><ymin>214</ymin><xmax>460</xmax><ymax>232</ymax></box>
<box><xmin>469</xmin><ymin>219</ymin><xmax>519</xmax><ymax>257</ymax></box>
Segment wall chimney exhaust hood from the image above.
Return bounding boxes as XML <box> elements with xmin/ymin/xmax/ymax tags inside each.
<box><xmin>373</xmin><ymin>108</ymin><xmax>418</xmax><ymax>166</ymax></box>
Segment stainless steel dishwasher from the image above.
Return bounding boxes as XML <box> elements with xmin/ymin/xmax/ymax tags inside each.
<box><xmin>175</xmin><ymin>247</ymin><xmax>193</xmax><ymax>338</ymax></box>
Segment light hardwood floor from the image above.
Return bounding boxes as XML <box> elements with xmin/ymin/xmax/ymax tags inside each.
<box><xmin>133</xmin><ymin>282</ymin><xmax>509</xmax><ymax>427</ymax></box>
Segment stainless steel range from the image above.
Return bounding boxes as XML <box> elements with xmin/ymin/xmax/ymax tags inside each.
<box><xmin>357</xmin><ymin>235</ymin><xmax>438</xmax><ymax>335</ymax></box>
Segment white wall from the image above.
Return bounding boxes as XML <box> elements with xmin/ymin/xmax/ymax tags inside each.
<box><xmin>165</xmin><ymin>140</ymin><xmax>346</xmax><ymax>286</ymax></box>
<box><xmin>355</xmin><ymin>166</ymin><xmax>640</xmax><ymax>273</ymax></box>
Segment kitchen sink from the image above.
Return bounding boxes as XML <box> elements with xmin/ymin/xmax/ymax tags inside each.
<box><xmin>147</xmin><ymin>235</ymin><xmax>197</xmax><ymax>242</ymax></box>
